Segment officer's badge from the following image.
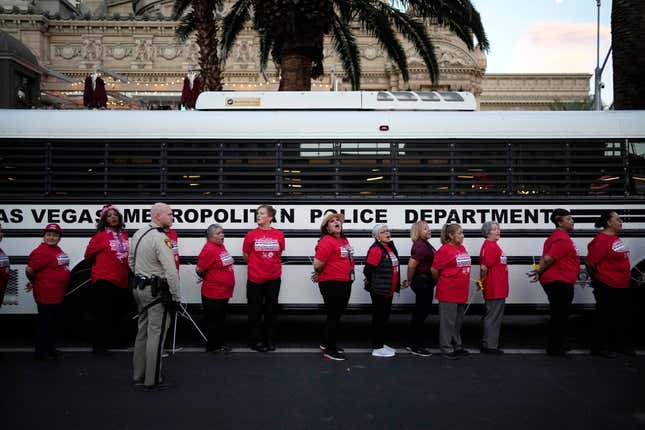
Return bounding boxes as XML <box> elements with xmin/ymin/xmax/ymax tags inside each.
<box><xmin>164</xmin><ymin>238</ymin><xmax>173</xmax><ymax>249</ymax></box>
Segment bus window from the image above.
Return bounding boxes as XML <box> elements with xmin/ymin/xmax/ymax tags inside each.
<box><xmin>629</xmin><ymin>142</ymin><xmax>645</xmax><ymax>195</ymax></box>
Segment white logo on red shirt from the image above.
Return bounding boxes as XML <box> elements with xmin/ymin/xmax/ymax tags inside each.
<box><xmin>220</xmin><ymin>251</ymin><xmax>234</xmax><ymax>268</ymax></box>
<box><xmin>254</xmin><ymin>238</ymin><xmax>280</xmax><ymax>252</ymax></box>
<box><xmin>0</xmin><ymin>253</ymin><xmax>9</xmax><ymax>268</ymax></box>
<box><xmin>339</xmin><ymin>244</ymin><xmax>354</xmax><ymax>259</ymax></box>
<box><xmin>456</xmin><ymin>253</ymin><xmax>471</xmax><ymax>267</ymax></box>
<box><xmin>57</xmin><ymin>253</ymin><xmax>70</xmax><ymax>270</ymax></box>
<box><xmin>612</xmin><ymin>239</ymin><xmax>629</xmax><ymax>254</ymax></box>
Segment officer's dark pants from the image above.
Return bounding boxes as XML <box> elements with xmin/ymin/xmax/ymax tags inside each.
<box><xmin>370</xmin><ymin>292</ymin><xmax>393</xmax><ymax>349</ymax></box>
<box><xmin>319</xmin><ymin>280</ymin><xmax>352</xmax><ymax>350</ymax></box>
<box><xmin>409</xmin><ymin>274</ymin><xmax>435</xmax><ymax>348</ymax></box>
<box><xmin>202</xmin><ymin>296</ymin><xmax>229</xmax><ymax>351</ymax></box>
<box><xmin>591</xmin><ymin>280</ymin><xmax>629</xmax><ymax>353</ymax></box>
<box><xmin>542</xmin><ymin>281</ymin><xmax>574</xmax><ymax>355</ymax></box>
<box><xmin>35</xmin><ymin>302</ymin><xmax>63</xmax><ymax>359</ymax></box>
<box><xmin>247</xmin><ymin>278</ymin><xmax>281</xmax><ymax>345</ymax></box>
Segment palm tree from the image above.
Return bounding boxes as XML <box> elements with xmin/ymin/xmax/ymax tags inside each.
<box><xmin>174</xmin><ymin>0</ymin><xmax>223</xmax><ymax>91</ymax></box>
<box><xmin>611</xmin><ymin>0</ymin><xmax>645</xmax><ymax>109</ymax></box>
<box><xmin>219</xmin><ymin>0</ymin><xmax>489</xmax><ymax>91</ymax></box>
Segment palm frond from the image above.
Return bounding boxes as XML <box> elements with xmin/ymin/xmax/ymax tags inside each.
<box><xmin>258</xmin><ymin>32</ymin><xmax>274</xmax><ymax>72</ymax></box>
<box><xmin>176</xmin><ymin>10</ymin><xmax>197</xmax><ymax>42</ymax></box>
<box><xmin>219</xmin><ymin>0</ymin><xmax>253</xmax><ymax>61</ymax></box>
<box><xmin>332</xmin><ymin>0</ymin><xmax>354</xmax><ymax>24</ymax></box>
<box><xmin>385</xmin><ymin>6</ymin><xmax>438</xmax><ymax>82</ymax></box>
<box><xmin>354</xmin><ymin>0</ymin><xmax>410</xmax><ymax>82</ymax></box>
<box><xmin>172</xmin><ymin>0</ymin><xmax>192</xmax><ymax>20</ymax></box>
<box><xmin>403</xmin><ymin>0</ymin><xmax>489</xmax><ymax>51</ymax></box>
<box><xmin>330</xmin><ymin>13</ymin><xmax>361</xmax><ymax>90</ymax></box>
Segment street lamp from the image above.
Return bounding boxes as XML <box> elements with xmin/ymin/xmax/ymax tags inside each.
<box><xmin>593</xmin><ymin>0</ymin><xmax>612</xmax><ymax>111</ymax></box>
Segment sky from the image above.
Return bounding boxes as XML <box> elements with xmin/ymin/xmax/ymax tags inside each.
<box><xmin>471</xmin><ymin>0</ymin><xmax>613</xmax><ymax>106</ymax></box>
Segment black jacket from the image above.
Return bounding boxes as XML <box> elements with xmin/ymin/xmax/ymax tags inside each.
<box><xmin>363</xmin><ymin>240</ymin><xmax>400</xmax><ymax>296</ymax></box>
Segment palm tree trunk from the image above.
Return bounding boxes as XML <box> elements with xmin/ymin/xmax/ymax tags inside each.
<box><xmin>279</xmin><ymin>53</ymin><xmax>313</xmax><ymax>91</ymax></box>
<box><xmin>195</xmin><ymin>0</ymin><xmax>222</xmax><ymax>91</ymax></box>
<box><xmin>611</xmin><ymin>0</ymin><xmax>645</xmax><ymax>109</ymax></box>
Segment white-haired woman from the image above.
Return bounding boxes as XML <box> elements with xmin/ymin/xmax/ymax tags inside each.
<box><xmin>479</xmin><ymin>221</ymin><xmax>508</xmax><ymax>354</ymax></box>
<box><xmin>196</xmin><ymin>224</ymin><xmax>235</xmax><ymax>353</ymax></box>
<box><xmin>364</xmin><ymin>224</ymin><xmax>407</xmax><ymax>358</ymax></box>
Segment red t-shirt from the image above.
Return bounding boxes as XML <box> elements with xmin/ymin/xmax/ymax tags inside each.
<box><xmin>586</xmin><ymin>232</ymin><xmax>631</xmax><ymax>289</ymax></box>
<box><xmin>314</xmin><ymin>235</ymin><xmax>354</xmax><ymax>282</ymax></box>
<box><xmin>479</xmin><ymin>240</ymin><xmax>509</xmax><ymax>300</ymax></box>
<box><xmin>197</xmin><ymin>241</ymin><xmax>235</xmax><ymax>299</ymax></box>
<box><xmin>166</xmin><ymin>229</ymin><xmax>180</xmax><ymax>272</ymax></box>
<box><xmin>540</xmin><ymin>229</ymin><xmax>580</xmax><ymax>285</ymax></box>
<box><xmin>243</xmin><ymin>227</ymin><xmax>285</xmax><ymax>283</ymax></box>
<box><xmin>432</xmin><ymin>243</ymin><xmax>471</xmax><ymax>303</ymax></box>
<box><xmin>28</xmin><ymin>243</ymin><xmax>70</xmax><ymax>304</ymax></box>
<box><xmin>366</xmin><ymin>242</ymin><xmax>399</xmax><ymax>293</ymax></box>
<box><xmin>85</xmin><ymin>230</ymin><xmax>129</xmax><ymax>288</ymax></box>
<box><xmin>0</xmin><ymin>247</ymin><xmax>9</xmax><ymax>291</ymax></box>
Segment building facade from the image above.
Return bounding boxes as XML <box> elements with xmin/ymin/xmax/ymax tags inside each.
<box><xmin>0</xmin><ymin>0</ymin><xmax>591</xmax><ymax>109</ymax></box>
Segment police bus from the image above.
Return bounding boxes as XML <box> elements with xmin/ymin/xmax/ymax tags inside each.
<box><xmin>1</xmin><ymin>91</ymin><xmax>644</xmax><ymax>315</ymax></box>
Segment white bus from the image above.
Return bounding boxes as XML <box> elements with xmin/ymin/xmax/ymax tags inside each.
<box><xmin>1</xmin><ymin>91</ymin><xmax>644</xmax><ymax>315</ymax></box>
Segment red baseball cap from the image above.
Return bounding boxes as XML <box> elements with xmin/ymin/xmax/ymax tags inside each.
<box><xmin>43</xmin><ymin>223</ymin><xmax>62</xmax><ymax>235</ymax></box>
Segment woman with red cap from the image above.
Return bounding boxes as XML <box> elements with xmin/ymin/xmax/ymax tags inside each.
<box><xmin>26</xmin><ymin>223</ymin><xmax>70</xmax><ymax>360</ymax></box>
<box><xmin>313</xmin><ymin>212</ymin><xmax>354</xmax><ymax>361</ymax></box>
<box><xmin>84</xmin><ymin>204</ymin><xmax>129</xmax><ymax>354</ymax></box>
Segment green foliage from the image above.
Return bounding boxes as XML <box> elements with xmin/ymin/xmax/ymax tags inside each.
<box><xmin>219</xmin><ymin>0</ymin><xmax>488</xmax><ymax>90</ymax></box>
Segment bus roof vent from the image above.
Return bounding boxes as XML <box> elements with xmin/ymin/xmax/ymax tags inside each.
<box><xmin>195</xmin><ymin>91</ymin><xmax>477</xmax><ymax>111</ymax></box>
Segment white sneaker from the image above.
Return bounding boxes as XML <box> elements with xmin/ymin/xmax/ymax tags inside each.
<box><xmin>372</xmin><ymin>347</ymin><xmax>395</xmax><ymax>358</ymax></box>
<box><xmin>383</xmin><ymin>344</ymin><xmax>396</xmax><ymax>353</ymax></box>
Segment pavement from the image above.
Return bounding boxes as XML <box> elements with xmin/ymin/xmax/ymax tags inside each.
<box><xmin>2</xmin><ymin>313</ymin><xmax>645</xmax><ymax>430</ymax></box>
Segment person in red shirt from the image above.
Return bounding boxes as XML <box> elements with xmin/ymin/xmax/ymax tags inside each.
<box><xmin>165</xmin><ymin>228</ymin><xmax>180</xmax><ymax>273</ymax></box>
<box><xmin>25</xmin><ymin>223</ymin><xmax>70</xmax><ymax>361</ymax></box>
<box><xmin>196</xmin><ymin>224</ymin><xmax>235</xmax><ymax>353</ymax></box>
<box><xmin>406</xmin><ymin>221</ymin><xmax>436</xmax><ymax>357</ymax></box>
<box><xmin>0</xmin><ymin>223</ymin><xmax>10</xmax><ymax>310</ymax></box>
<box><xmin>313</xmin><ymin>213</ymin><xmax>354</xmax><ymax>361</ymax></box>
<box><xmin>84</xmin><ymin>204</ymin><xmax>129</xmax><ymax>354</ymax></box>
<box><xmin>242</xmin><ymin>205</ymin><xmax>285</xmax><ymax>352</ymax></box>
<box><xmin>479</xmin><ymin>221</ymin><xmax>508</xmax><ymax>354</ymax></box>
<box><xmin>364</xmin><ymin>224</ymin><xmax>407</xmax><ymax>358</ymax></box>
<box><xmin>586</xmin><ymin>210</ymin><xmax>634</xmax><ymax>357</ymax></box>
<box><xmin>431</xmin><ymin>223</ymin><xmax>471</xmax><ymax>360</ymax></box>
<box><xmin>536</xmin><ymin>208</ymin><xmax>580</xmax><ymax>357</ymax></box>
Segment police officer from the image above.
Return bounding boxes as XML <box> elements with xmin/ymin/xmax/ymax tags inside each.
<box><xmin>129</xmin><ymin>202</ymin><xmax>180</xmax><ymax>391</ymax></box>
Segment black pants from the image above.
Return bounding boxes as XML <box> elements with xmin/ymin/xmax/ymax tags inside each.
<box><xmin>247</xmin><ymin>278</ymin><xmax>281</xmax><ymax>344</ymax></box>
<box><xmin>319</xmin><ymin>280</ymin><xmax>352</xmax><ymax>350</ymax></box>
<box><xmin>370</xmin><ymin>292</ymin><xmax>393</xmax><ymax>349</ymax></box>
<box><xmin>202</xmin><ymin>296</ymin><xmax>230</xmax><ymax>350</ymax></box>
<box><xmin>91</xmin><ymin>280</ymin><xmax>128</xmax><ymax>351</ymax></box>
<box><xmin>591</xmin><ymin>280</ymin><xmax>630</xmax><ymax>352</ymax></box>
<box><xmin>35</xmin><ymin>302</ymin><xmax>63</xmax><ymax>358</ymax></box>
<box><xmin>542</xmin><ymin>281</ymin><xmax>574</xmax><ymax>354</ymax></box>
<box><xmin>409</xmin><ymin>274</ymin><xmax>435</xmax><ymax>348</ymax></box>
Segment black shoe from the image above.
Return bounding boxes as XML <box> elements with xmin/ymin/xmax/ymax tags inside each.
<box><xmin>251</xmin><ymin>342</ymin><xmax>268</xmax><ymax>353</ymax></box>
<box><xmin>406</xmin><ymin>346</ymin><xmax>432</xmax><ymax>357</ymax></box>
<box><xmin>591</xmin><ymin>349</ymin><xmax>618</xmax><ymax>359</ymax></box>
<box><xmin>212</xmin><ymin>345</ymin><xmax>232</xmax><ymax>354</ymax></box>
<box><xmin>137</xmin><ymin>382</ymin><xmax>172</xmax><ymax>392</ymax></box>
<box><xmin>323</xmin><ymin>349</ymin><xmax>346</xmax><ymax>361</ymax></box>
<box><xmin>49</xmin><ymin>349</ymin><xmax>63</xmax><ymax>359</ymax></box>
<box><xmin>441</xmin><ymin>352</ymin><xmax>460</xmax><ymax>360</ymax></box>
<box><xmin>454</xmin><ymin>348</ymin><xmax>470</xmax><ymax>356</ymax></box>
<box><xmin>266</xmin><ymin>341</ymin><xmax>276</xmax><ymax>352</ymax></box>
<box><xmin>319</xmin><ymin>344</ymin><xmax>345</xmax><ymax>353</ymax></box>
<box><xmin>480</xmin><ymin>347</ymin><xmax>504</xmax><ymax>355</ymax></box>
<box><xmin>34</xmin><ymin>354</ymin><xmax>50</xmax><ymax>362</ymax></box>
<box><xmin>613</xmin><ymin>347</ymin><xmax>637</xmax><ymax>357</ymax></box>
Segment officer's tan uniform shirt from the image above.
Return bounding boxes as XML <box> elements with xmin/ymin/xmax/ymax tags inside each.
<box><xmin>129</xmin><ymin>222</ymin><xmax>181</xmax><ymax>301</ymax></box>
